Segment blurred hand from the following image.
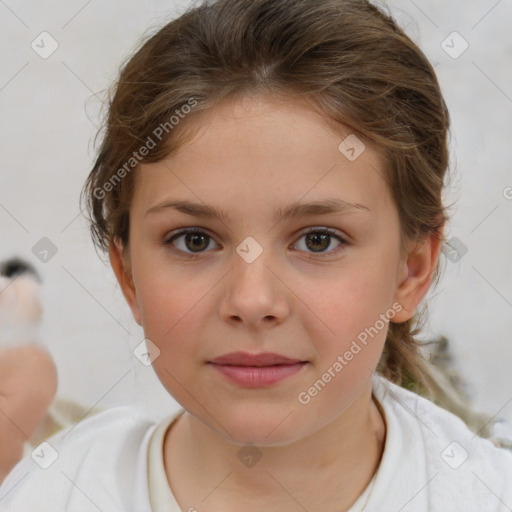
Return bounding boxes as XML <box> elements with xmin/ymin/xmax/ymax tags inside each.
<box><xmin>0</xmin><ymin>344</ymin><xmax>58</xmax><ymax>481</ymax></box>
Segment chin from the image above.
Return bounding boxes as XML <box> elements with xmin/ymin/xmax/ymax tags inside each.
<box><xmin>213</xmin><ymin>410</ymin><xmax>307</xmax><ymax>448</ymax></box>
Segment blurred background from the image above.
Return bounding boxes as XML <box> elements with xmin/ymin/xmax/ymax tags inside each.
<box><xmin>0</xmin><ymin>0</ymin><xmax>511</xmax><ymax>423</ymax></box>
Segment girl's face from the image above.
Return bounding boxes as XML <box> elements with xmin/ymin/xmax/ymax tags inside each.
<box><xmin>112</xmin><ymin>94</ymin><xmax>439</xmax><ymax>446</ymax></box>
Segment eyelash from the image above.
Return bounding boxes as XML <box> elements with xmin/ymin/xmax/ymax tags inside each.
<box><xmin>163</xmin><ymin>227</ymin><xmax>349</xmax><ymax>258</ymax></box>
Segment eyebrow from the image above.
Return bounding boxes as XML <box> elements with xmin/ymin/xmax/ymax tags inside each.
<box><xmin>145</xmin><ymin>198</ymin><xmax>370</xmax><ymax>224</ymax></box>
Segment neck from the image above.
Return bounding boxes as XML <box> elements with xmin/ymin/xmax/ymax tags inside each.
<box><xmin>164</xmin><ymin>384</ymin><xmax>386</xmax><ymax>512</ymax></box>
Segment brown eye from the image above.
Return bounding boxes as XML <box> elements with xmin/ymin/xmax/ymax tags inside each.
<box><xmin>165</xmin><ymin>228</ymin><xmax>218</xmax><ymax>254</ymax></box>
<box><xmin>294</xmin><ymin>228</ymin><xmax>347</xmax><ymax>255</ymax></box>
<box><xmin>184</xmin><ymin>232</ymin><xmax>210</xmax><ymax>252</ymax></box>
<box><xmin>305</xmin><ymin>232</ymin><xmax>331</xmax><ymax>252</ymax></box>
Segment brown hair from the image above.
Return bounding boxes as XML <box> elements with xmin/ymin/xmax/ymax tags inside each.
<box><xmin>81</xmin><ymin>0</ymin><xmax>451</xmax><ymax>397</ymax></box>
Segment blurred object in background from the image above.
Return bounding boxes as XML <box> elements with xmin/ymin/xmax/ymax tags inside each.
<box><xmin>0</xmin><ymin>258</ymin><xmax>57</xmax><ymax>481</ymax></box>
<box><xmin>0</xmin><ymin>257</ymin><xmax>102</xmax><ymax>482</ymax></box>
<box><xmin>0</xmin><ymin>257</ymin><xmax>43</xmax><ymax>349</ymax></box>
<box><xmin>418</xmin><ymin>336</ymin><xmax>512</xmax><ymax>451</ymax></box>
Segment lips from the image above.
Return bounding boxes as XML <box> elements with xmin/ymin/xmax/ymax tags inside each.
<box><xmin>208</xmin><ymin>352</ymin><xmax>307</xmax><ymax>387</ymax></box>
<box><xmin>209</xmin><ymin>351</ymin><xmax>304</xmax><ymax>367</ymax></box>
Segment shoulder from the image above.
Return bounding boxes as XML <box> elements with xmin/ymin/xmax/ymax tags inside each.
<box><xmin>373</xmin><ymin>375</ymin><xmax>512</xmax><ymax>508</ymax></box>
<box><xmin>0</xmin><ymin>405</ymin><xmax>157</xmax><ymax>512</ymax></box>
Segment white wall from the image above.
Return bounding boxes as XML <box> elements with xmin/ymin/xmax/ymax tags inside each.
<box><xmin>1</xmin><ymin>0</ymin><xmax>511</xmax><ymax>423</ymax></box>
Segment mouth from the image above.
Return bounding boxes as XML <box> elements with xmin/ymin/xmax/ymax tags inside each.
<box><xmin>209</xmin><ymin>351</ymin><xmax>306</xmax><ymax>366</ymax></box>
<box><xmin>207</xmin><ymin>352</ymin><xmax>308</xmax><ymax>387</ymax></box>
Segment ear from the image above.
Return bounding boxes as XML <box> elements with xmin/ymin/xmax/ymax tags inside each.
<box><xmin>391</xmin><ymin>227</ymin><xmax>444</xmax><ymax>323</ymax></box>
<box><xmin>109</xmin><ymin>238</ymin><xmax>142</xmax><ymax>326</ymax></box>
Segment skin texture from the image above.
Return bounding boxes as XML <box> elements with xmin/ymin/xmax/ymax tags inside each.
<box><xmin>110</xmin><ymin>94</ymin><xmax>442</xmax><ymax>511</ymax></box>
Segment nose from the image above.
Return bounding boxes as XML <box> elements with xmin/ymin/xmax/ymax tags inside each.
<box><xmin>218</xmin><ymin>245</ymin><xmax>290</xmax><ymax>330</ymax></box>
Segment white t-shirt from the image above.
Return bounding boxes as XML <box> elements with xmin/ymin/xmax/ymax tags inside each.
<box><xmin>1</xmin><ymin>375</ymin><xmax>511</xmax><ymax>511</ymax></box>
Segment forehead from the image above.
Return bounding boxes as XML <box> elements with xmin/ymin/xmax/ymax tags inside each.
<box><xmin>132</xmin><ymin>94</ymin><xmax>393</xmax><ymax>220</ymax></box>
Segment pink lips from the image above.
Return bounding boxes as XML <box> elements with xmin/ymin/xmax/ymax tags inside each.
<box><xmin>208</xmin><ymin>351</ymin><xmax>307</xmax><ymax>388</ymax></box>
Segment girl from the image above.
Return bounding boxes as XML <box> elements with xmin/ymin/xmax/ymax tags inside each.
<box><xmin>1</xmin><ymin>0</ymin><xmax>511</xmax><ymax>510</ymax></box>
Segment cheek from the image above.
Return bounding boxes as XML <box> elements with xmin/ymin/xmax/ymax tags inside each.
<box><xmin>137</xmin><ymin>272</ymin><xmax>207</xmax><ymax>401</ymax></box>
<box><xmin>294</xmin><ymin>256</ymin><xmax>398</xmax><ymax>387</ymax></box>
<box><xmin>303</xmin><ymin>264</ymin><xmax>396</xmax><ymax>337</ymax></box>
<box><xmin>294</xmin><ymin>273</ymin><xmax>392</xmax><ymax>419</ymax></box>
<box><xmin>138</xmin><ymin>275</ymin><xmax>203</xmax><ymax>343</ymax></box>
<box><xmin>130</xmin><ymin>241</ymin><xmax>208</xmax><ymax>337</ymax></box>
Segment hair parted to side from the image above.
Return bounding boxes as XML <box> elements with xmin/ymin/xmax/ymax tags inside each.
<box><xmin>81</xmin><ymin>0</ymin><xmax>451</xmax><ymax>397</ymax></box>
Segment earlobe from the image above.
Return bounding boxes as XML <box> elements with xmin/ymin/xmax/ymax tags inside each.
<box><xmin>391</xmin><ymin>230</ymin><xmax>443</xmax><ymax>323</ymax></box>
<box><xmin>109</xmin><ymin>239</ymin><xmax>142</xmax><ymax>326</ymax></box>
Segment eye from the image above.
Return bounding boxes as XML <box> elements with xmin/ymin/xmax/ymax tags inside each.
<box><xmin>164</xmin><ymin>228</ymin><xmax>219</xmax><ymax>255</ymax></box>
<box><xmin>293</xmin><ymin>227</ymin><xmax>347</xmax><ymax>256</ymax></box>
<box><xmin>164</xmin><ymin>226</ymin><xmax>348</xmax><ymax>257</ymax></box>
